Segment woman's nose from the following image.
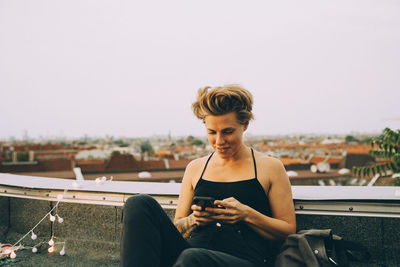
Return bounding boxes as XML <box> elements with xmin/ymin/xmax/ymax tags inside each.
<box><xmin>216</xmin><ymin>134</ymin><xmax>225</xmax><ymax>145</ymax></box>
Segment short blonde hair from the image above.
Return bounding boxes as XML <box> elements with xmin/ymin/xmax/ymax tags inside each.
<box><xmin>192</xmin><ymin>84</ymin><xmax>254</xmax><ymax>125</ymax></box>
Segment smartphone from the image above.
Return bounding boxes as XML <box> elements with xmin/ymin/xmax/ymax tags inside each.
<box><xmin>193</xmin><ymin>196</ymin><xmax>216</xmax><ymax>211</ymax></box>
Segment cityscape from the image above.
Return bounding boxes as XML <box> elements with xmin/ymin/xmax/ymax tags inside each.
<box><xmin>1</xmin><ymin>132</ymin><xmax>394</xmax><ymax>186</ymax></box>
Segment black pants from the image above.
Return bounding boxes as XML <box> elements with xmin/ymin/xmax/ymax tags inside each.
<box><xmin>120</xmin><ymin>194</ymin><xmax>258</xmax><ymax>267</ymax></box>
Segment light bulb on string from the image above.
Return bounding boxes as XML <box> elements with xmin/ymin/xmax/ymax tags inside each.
<box><xmin>48</xmin><ymin>238</ymin><xmax>54</xmax><ymax>246</ymax></box>
<box><xmin>59</xmin><ymin>245</ymin><xmax>65</xmax><ymax>256</ymax></box>
<box><xmin>32</xmin><ymin>247</ymin><xmax>38</xmax><ymax>253</ymax></box>
<box><xmin>31</xmin><ymin>231</ymin><xmax>37</xmax><ymax>240</ymax></box>
<box><xmin>10</xmin><ymin>251</ymin><xmax>16</xmax><ymax>259</ymax></box>
<box><xmin>57</xmin><ymin>194</ymin><xmax>63</xmax><ymax>200</ymax></box>
<box><xmin>57</xmin><ymin>215</ymin><xmax>64</xmax><ymax>223</ymax></box>
<box><xmin>48</xmin><ymin>246</ymin><xmax>55</xmax><ymax>253</ymax></box>
<box><xmin>95</xmin><ymin>178</ymin><xmax>102</xmax><ymax>186</ymax></box>
<box><xmin>49</xmin><ymin>214</ymin><xmax>56</xmax><ymax>222</ymax></box>
<box><xmin>101</xmin><ymin>176</ymin><xmax>106</xmax><ymax>182</ymax></box>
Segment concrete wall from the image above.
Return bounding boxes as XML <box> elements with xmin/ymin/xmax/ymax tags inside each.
<box><xmin>297</xmin><ymin>214</ymin><xmax>400</xmax><ymax>266</ymax></box>
<box><xmin>0</xmin><ymin>196</ymin><xmax>9</xmax><ymax>239</ymax></box>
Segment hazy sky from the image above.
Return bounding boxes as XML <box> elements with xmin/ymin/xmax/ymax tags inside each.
<box><xmin>1</xmin><ymin>0</ymin><xmax>399</xmax><ymax>139</ymax></box>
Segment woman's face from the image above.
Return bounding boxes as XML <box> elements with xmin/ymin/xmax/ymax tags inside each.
<box><xmin>204</xmin><ymin>112</ymin><xmax>248</xmax><ymax>159</ymax></box>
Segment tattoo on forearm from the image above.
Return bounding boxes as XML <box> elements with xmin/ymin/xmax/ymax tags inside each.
<box><xmin>174</xmin><ymin>214</ymin><xmax>197</xmax><ymax>239</ymax></box>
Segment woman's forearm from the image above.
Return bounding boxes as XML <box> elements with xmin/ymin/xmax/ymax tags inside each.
<box><xmin>174</xmin><ymin>214</ymin><xmax>197</xmax><ymax>239</ymax></box>
<box><xmin>244</xmin><ymin>207</ymin><xmax>296</xmax><ymax>241</ymax></box>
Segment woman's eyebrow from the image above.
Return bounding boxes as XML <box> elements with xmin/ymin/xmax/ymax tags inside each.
<box><xmin>222</xmin><ymin>127</ymin><xmax>235</xmax><ymax>131</ymax></box>
<box><xmin>207</xmin><ymin>127</ymin><xmax>235</xmax><ymax>132</ymax></box>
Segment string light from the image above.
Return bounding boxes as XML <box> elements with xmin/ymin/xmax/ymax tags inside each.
<box><xmin>31</xmin><ymin>231</ymin><xmax>37</xmax><ymax>240</ymax></box>
<box><xmin>4</xmin><ymin>176</ymin><xmax>111</xmax><ymax>260</ymax></box>
<box><xmin>59</xmin><ymin>245</ymin><xmax>65</xmax><ymax>256</ymax></box>
<box><xmin>10</xmin><ymin>251</ymin><xmax>16</xmax><ymax>259</ymax></box>
<box><xmin>95</xmin><ymin>176</ymin><xmax>109</xmax><ymax>186</ymax></box>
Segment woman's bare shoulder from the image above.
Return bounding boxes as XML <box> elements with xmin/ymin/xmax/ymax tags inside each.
<box><xmin>253</xmin><ymin>150</ymin><xmax>286</xmax><ymax>182</ymax></box>
<box><xmin>253</xmin><ymin>150</ymin><xmax>283</xmax><ymax>168</ymax></box>
<box><xmin>183</xmin><ymin>155</ymin><xmax>211</xmax><ymax>185</ymax></box>
<box><xmin>185</xmin><ymin>155</ymin><xmax>209</xmax><ymax>172</ymax></box>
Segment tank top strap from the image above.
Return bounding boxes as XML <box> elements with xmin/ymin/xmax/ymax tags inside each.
<box><xmin>200</xmin><ymin>149</ymin><xmax>257</xmax><ymax>179</ymax></box>
<box><xmin>251</xmin><ymin>148</ymin><xmax>258</xmax><ymax>179</ymax></box>
<box><xmin>199</xmin><ymin>152</ymin><xmax>214</xmax><ymax>179</ymax></box>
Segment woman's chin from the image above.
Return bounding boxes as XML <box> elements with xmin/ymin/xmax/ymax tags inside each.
<box><xmin>215</xmin><ymin>148</ymin><xmax>231</xmax><ymax>157</ymax></box>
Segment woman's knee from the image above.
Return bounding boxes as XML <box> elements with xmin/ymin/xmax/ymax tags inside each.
<box><xmin>125</xmin><ymin>194</ymin><xmax>157</xmax><ymax>209</ymax></box>
<box><xmin>173</xmin><ymin>248</ymin><xmax>208</xmax><ymax>266</ymax></box>
<box><xmin>123</xmin><ymin>194</ymin><xmax>159</xmax><ymax>220</ymax></box>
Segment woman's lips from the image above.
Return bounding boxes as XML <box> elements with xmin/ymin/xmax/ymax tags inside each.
<box><xmin>216</xmin><ymin>147</ymin><xmax>230</xmax><ymax>152</ymax></box>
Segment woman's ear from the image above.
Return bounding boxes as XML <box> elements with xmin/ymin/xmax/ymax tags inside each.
<box><xmin>243</xmin><ymin>122</ymin><xmax>249</xmax><ymax>131</ymax></box>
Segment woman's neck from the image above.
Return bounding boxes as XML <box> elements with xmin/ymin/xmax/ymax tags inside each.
<box><xmin>215</xmin><ymin>144</ymin><xmax>250</xmax><ymax>165</ymax></box>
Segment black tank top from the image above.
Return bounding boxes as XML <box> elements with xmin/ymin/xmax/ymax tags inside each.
<box><xmin>188</xmin><ymin>148</ymin><xmax>277</xmax><ymax>266</ymax></box>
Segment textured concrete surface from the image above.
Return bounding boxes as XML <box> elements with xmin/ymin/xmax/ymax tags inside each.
<box><xmin>9</xmin><ymin>198</ymin><xmax>51</xmax><ymax>238</ymax></box>
<box><xmin>0</xmin><ymin>197</ymin><xmax>9</xmax><ymax>240</ymax></box>
<box><xmin>1</xmin><ymin>231</ymin><xmax>119</xmax><ymax>267</ymax></box>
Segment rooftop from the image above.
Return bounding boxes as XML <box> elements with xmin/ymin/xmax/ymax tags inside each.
<box><xmin>1</xmin><ymin>173</ymin><xmax>400</xmax><ymax>266</ymax></box>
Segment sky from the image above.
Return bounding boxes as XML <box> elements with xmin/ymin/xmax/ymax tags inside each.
<box><xmin>1</xmin><ymin>0</ymin><xmax>399</xmax><ymax>139</ymax></box>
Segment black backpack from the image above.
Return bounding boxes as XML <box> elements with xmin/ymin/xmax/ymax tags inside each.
<box><xmin>274</xmin><ymin>229</ymin><xmax>370</xmax><ymax>267</ymax></box>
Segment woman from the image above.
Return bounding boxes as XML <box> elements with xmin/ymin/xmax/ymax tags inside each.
<box><xmin>120</xmin><ymin>85</ymin><xmax>296</xmax><ymax>267</ymax></box>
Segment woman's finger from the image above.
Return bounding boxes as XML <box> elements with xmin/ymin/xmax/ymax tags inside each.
<box><xmin>191</xmin><ymin>204</ymin><xmax>203</xmax><ymax>211</ymax></box>
<box><xmin>209</xmin><ymin>214</ymin><xmax>239</xmax><ymax>224</ymax></box>
<box><xmin>214</xmin><ymin>199</ymin><xmax>238</xmax><ymax>209</ymax></box>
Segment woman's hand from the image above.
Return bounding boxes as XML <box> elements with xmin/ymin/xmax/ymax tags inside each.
<box><xmin>206</xmin><ymin>197</ymin><xmax>250</xmax><ymax>224</ymax></box>
<box><xmin>191</xmin><ymin>204</ymin><xmax>217</xmax><ymax>226</ymax></box>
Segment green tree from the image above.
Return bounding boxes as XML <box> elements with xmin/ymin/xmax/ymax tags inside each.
<box><xmin>140</xmin><ymin>140</ymin><xmax>154</xmax><ymax>155</ymax></box>
<box><xmin>17</xmin><ymin>151</ymin><xmax>29</xmax><ymax>162</ymax></box>
<box><xmin>114</xmin><ymin>139</ymin><xmax>129</xmax><ymax>147</ymax></box>
<box><xmin>352</xmin><ymin>128</ymin><xmax>400</xmax><ymax>185</ymax></box>
<box><xmin>345</xmin><ymin>135</ymin><xmax>358</xmax><ymax>143</ymax></box>
<box><xmin>111</xmin><ymin>150</ymin><xmax>121</xmax><ymax>156</ymax></box>
<box><xmin>191</xmin><ymin>138</ymin><xmax>205</xmax><ymax>147</ymax></box>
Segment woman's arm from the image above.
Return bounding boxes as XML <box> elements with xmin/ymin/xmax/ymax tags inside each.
<box><xmin>245</xmin><ymin>157</ymin><xmax>296</xmax><ymax>240</ymax></box>
<box><xmin>174</xmin><ymin>158</ymin><xmax>217</xmax><ymax>239</ymax></box>
<box><xmin>174</xmin><ymin>157</ymin><xmax>220</xmax><ymax>238</ymax></box>
<box><xmin>173</xmin><ymin>160</ymin><xmax>198</xmax><ymax>238</ymax></box>
<box><xmin>209</xmin><ymin>157</ymin><xmax>296</xmax><ymax>241</ymax></box>
<box><xmin>174</xmin><ymin>213</ymin><xmax>197</xmax><ymax>239</ymax></box>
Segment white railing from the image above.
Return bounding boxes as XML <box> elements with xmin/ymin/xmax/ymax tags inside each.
<box><xmin>1</xmin><ymin>173</ymin><xmax>400</xmax><ymax>216</ymax></box>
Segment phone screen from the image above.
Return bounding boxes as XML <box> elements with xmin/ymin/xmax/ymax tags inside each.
<box><xmin>193</xmin><ymin>196</ymin><xmax>215</xmax><ymax>211</ymax></box>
